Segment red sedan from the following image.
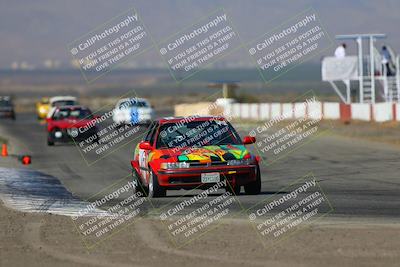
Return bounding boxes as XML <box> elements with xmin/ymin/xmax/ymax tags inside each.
<box><xmin>131</xmin><ymin>116</ymin><xmax>261</xmax><ymax>198</ymax></box>
<box><xmin>46</xmin><ymin>106</ymin><xmax>98</xmax><ymax>146</ymax></box>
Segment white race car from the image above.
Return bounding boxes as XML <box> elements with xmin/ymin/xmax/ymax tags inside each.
<box><xmin>46</xmin><ymin>96</ymin><xmax>78</xmax><ymax>119</ymax></box>
<box><xmin>112</xmin><ymin>98</ymin><xmax>154</xmax><ymax>126</ymax></box>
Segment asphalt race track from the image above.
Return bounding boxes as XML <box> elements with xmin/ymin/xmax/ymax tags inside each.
<box><xmin>1</xmin><ymin>112</ymin><xmax>400</xmax><ymax>220</ymax></box>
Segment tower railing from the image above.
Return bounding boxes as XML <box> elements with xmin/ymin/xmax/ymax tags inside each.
<box><xmin>397</xmin><ymin>55</ymin><xmax>400</xmax><ymax>102</ymax></box>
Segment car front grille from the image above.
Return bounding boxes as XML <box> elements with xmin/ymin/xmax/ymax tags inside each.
<box><xmin>188</xmin><ymin>161</ymin><xmax>228</xmax><ymax>167</ymax></box>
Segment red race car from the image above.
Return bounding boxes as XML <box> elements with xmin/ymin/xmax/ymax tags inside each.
<box><xmin>131</xmin><ymin>116</ymin><xmax>261</xmax><ymax>198</ymax></box>
<box><xmin>46</xmin><ymin>105</ymin><xmax>98</xmax><ymax>146</ymax></box>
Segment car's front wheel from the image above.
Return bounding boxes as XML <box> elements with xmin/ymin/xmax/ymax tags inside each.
<box><xmin>244</xmin><ymin>166</ymin><xmax>261</xmax><ymax>195</ymax></box>
<box><xmin>132</xmin><ymin>169</ymin><xmax>147</xmax><ymax>197</ymax></box>
<box><xmin>148</xmin><ymin>170</ymin><xmax>166</xmax><ymax>198</ymax></box>
<box><xmin>47</xmin><ymin>132</ymin><xmax>55</xmax><ymax>146</ymax></box>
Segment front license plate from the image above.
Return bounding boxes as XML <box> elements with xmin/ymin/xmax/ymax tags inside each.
<box><xmin>201</xmin><ymin>172</ymin><xmax>220</xmax><ymax>183</ymax></box>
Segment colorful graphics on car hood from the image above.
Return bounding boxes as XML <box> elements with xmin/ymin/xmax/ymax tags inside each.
<box><xmin>142</xmin><ymin>145</ymin><xmax>250</xmax><ymax>163</ymax></box>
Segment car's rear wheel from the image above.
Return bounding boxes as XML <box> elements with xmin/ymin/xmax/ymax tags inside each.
<box><xmin>148</xmin><ymin>170</ymin><xmax>166</xmax><ymax>198</ymax></box>
<box><xmin>244</xmin><ymin>166</ymin><xmax>261</xmax><ymax>195</ymax></box>
<box><xmin>226</xmin><ymin>182</ymin><xmax>241</xmax><ymax>195</ymax></box>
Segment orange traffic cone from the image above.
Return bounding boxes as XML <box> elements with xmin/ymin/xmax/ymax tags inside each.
<box><xmin>1</xmin><ymin>143</ymin><xmax>8</xmax><ymax>157</ymax></box>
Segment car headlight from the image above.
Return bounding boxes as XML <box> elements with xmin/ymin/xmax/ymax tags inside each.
<box><xmin>227</xmin><ymin>158</ymin><xmax>253</xmax><ymax>166</ymax></box>
<box><xmin>160</xmin><ymin>162</ymin><xmax>190</xmax><ymax>169</ymax></box>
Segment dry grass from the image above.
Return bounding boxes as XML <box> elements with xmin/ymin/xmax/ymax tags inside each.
<box><xmin>324</xmin><ymin>120</ymin><xmax>400</xmax><ymax>146</ymax></box>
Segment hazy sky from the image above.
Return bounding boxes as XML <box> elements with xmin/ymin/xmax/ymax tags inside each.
<box><xmin>0</xmin><ymin>0</ymin><xmax>399</xmax><ymax>68</ymax></box>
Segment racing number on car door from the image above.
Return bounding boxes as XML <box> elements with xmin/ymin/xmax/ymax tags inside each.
<box><xmin>139</xmin><ymin>122</ymin><xmax>157</xmax><ymax>184</ymax></box>
<box><xmin>139</xmin><ymin>149</ymin><xmax>148</xmax><ymax>181</ymax></box>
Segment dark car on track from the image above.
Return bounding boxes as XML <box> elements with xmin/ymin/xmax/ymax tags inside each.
<box><xmin>0</xmin><ymin>96</ymin><xmax>16</xmax><ymax>120</ymax></box>
<box><xmin>131</xmin><ymin>116</ymin><xmax>261</xmax><ymax>198</ymax></box>
<box><xmin>46</xmin><ymin>105</ymin><xmax>98</xmax><ymax>146</ymax></box>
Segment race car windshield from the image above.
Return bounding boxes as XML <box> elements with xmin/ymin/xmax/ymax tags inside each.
<box><xmin>156</xmin><ymin>120</ymin><xmax>242</xmax><ymax>149</ymax></box>
<box><xmin>53</xmin><ymin>109</ymin><xmax>93</xmax><ymax>120</ymax></box>
<box><xmin>52</xmin><ymin>100</ymin><xmax>76</xmax><ymax>107</ymax></box>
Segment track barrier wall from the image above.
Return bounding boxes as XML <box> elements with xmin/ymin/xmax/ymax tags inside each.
<box><xmin>218</xmin><ymin>102</ymin><xmax>400</xmax><ymax>122</ymax></box>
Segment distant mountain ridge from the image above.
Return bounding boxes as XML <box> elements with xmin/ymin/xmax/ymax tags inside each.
<box><xmin>0</xmin><ymin>0</ymin><xmax>399</xmax><ymax>68</ymax></box>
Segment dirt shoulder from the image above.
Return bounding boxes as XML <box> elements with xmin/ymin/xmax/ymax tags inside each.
<box><xmin>0</xmin><ymin>201</ymin><xmax>399</xmax><ymax>267</ymax></box>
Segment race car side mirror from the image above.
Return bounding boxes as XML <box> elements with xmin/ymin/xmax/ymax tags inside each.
<box><xmin>243</xmin><ymin>136</ymin><xmax>256</xmax><ymax>145</ymax></box>
<box><xmin>139</xmin><ymin>141</ymin><xmax>153</xmax><ymax>151</ymax></box>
